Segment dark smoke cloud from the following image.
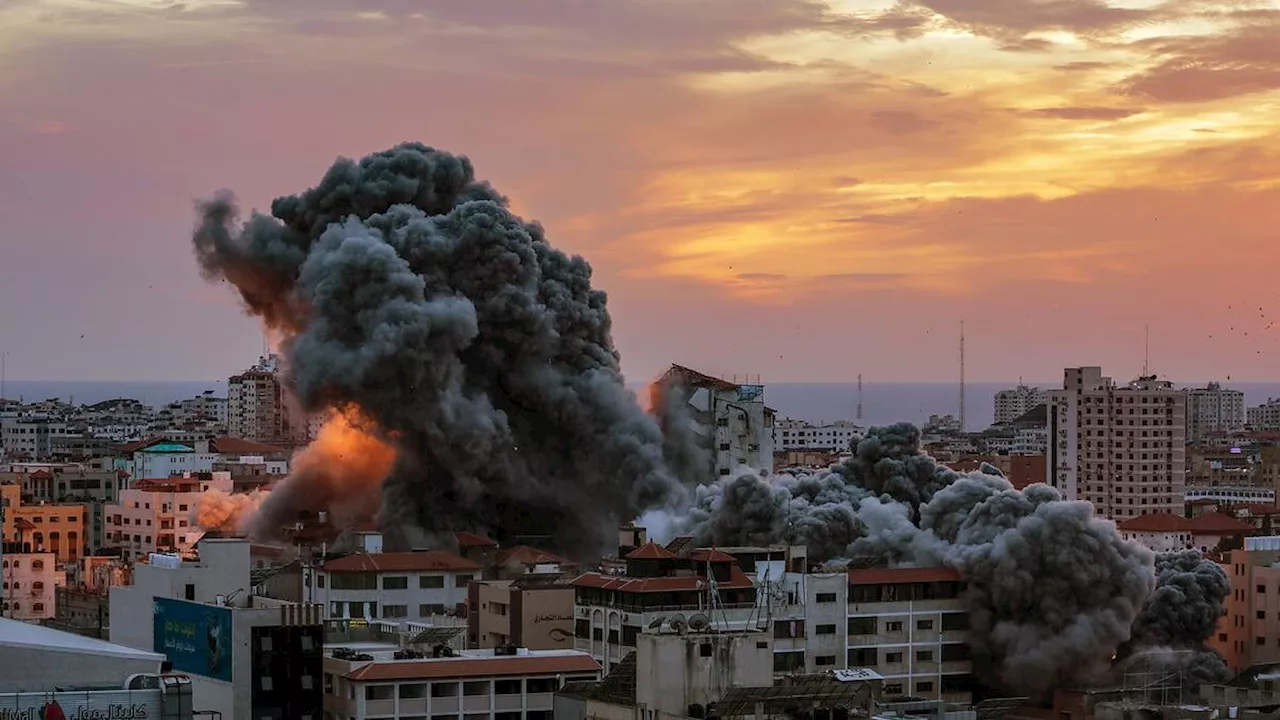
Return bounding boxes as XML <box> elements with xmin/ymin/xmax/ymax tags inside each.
<box><xmin>648</xmin><ymin>423</ymin><xmax>1161</xmax><ymax>697</ymax></box>
<box><xmin>1116</xmin><ymin>550</ymin><xmax>1231</xmax><ymax>689</ymax></box>
<box><xmin>193</xmin><ymin>143</ymin><xmax>686</xmax><ymax>556</ymax></box>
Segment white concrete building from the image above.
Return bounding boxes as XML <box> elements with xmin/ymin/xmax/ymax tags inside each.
<box><xmin>315</xmin><ymin>546</ymin><xmax>481</xmax><ymax>622</ymax></box>
<box><xmin>1012</xmin><ymin>427</ymin><xmax>1048</xmax><ymax>455</ymax></box>
<box><xmin>1116</xmin><ymin>512</ymin><xmax>1256</xmax><ymax>554</ymax></box>
<box><xmin>1185</xmin><ymin>486</ymin><xmax>1276</xmax><ymax>504</ymax></box>
<box><xmin>324</xmin><ymin>646</ymin><xmax>601</xmax><ymax>720</ymax></box>
<box><xmin>105</xmin><ymin>474</ymin><xmax>232</xmax><ymax>560</ymax></box>
<box><xmin>1047</xmin><ymin>367</ymin><xmax>1187</xmax><ymax>521</ymax></box>
<box><xmin>994</xmin><ymin>385</ymin><xmax>1047</xmax><ymax>425</ymax></box>
<box><xmin>228</xmin><ymin>354</ymin><xmax>306</xmax><ymax>446</ymax></box>
<box><xmin>0</xmin><ymin>415</ymin><xmax>70</xmax><ymax>460</ymax></box>
<box><xmin>1186</xmin><ymin>382</ymin><xmax>1246</xmax><ymax>444</ymax></box>
<box><xmin>650</xmin><ymin>365</ymin><xmax>774</xmax><ymax>478</ymax></box>
<box><xmin>110</xmin><ymin>538</ymin><xmax>325</xmax><ymax>720</ymax></box>
<box><xmin>774</xmin><ymin>419</ymin><xmax>864</xmax><ymax>453</ymax></box>
<box><xmin>1249</xmin><ymin>399</ymin><xmax>1280</xmax><ymax>432</ymax></box>
<box><xmin>0</xmin><ymin>548</ymin><xmax>64</xmax><ymax>622</ymax></box>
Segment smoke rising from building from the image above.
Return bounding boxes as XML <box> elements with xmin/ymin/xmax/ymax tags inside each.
<box><xmin>192</xmin><ymin>143</ymin><xmax>686</xmax><ymax>555</ymax></box>
<box><xmin>195</xmin><ymin>489</ymin><xmax>266</xmax><ymax>533</ymax></box>
<box><xmin>192</xmin><ymin>141</ymin><xmax>1228</xmax><ymax>699</ymax></box>
<box><xmin>644</xmin><ymin>423</ymin><xmax>1230</xmax><ymax>698</ymax></box>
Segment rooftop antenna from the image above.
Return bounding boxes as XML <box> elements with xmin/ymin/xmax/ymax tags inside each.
<box><xmin>959</xmin><ymin>319</ymin><xmax>966</xmax><ymax>433</ymax></box>
<box><xmin>856</xmin><ymin>373</ymin><xmax>863</xmax><ymax>422</ymax></box>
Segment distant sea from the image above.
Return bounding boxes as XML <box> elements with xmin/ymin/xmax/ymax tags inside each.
<box><xmin>9</xmin><ymin>380</ymin><xmax>1280</xmax><ymax>429</ymax></box>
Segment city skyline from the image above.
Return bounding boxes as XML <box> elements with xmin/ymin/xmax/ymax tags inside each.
<box><xmin>3</xmin><ymin>0</ymin><xmax>1280</xmax><ymax>383</ymax></box>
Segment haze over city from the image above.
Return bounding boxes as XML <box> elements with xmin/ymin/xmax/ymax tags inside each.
<box><xmin>4</xmin><ymin>0</ymin><xmax>1280</xmax><ymax>383</ymax></box>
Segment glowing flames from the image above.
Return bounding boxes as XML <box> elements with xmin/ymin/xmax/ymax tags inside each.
<box><xmin>193</xmin><ymin>406</ymin><xmax>397</xmax><ymax>537</ymax></box>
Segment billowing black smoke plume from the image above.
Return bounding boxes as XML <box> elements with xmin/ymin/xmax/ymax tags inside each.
<box><xmin>192</xmin><ymin>143</ymin><xmax>686</xmax><ymax>555</ymax></box>
<box><xmin>644</xmin><ymin>423</ymin><xmax>1232</xmax><ymax>698</ymax></box>
<box><xmin>1115</xmin><ymin>550</ymin><xmax>1232</xmax><ymax>688</ymax></box>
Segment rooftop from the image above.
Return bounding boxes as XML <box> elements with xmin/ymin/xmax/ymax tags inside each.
<box><xmin>0</xmin><ymin>617</ymin><xmax>164</xmax><ymax>662</ymax></box>
<box><xmin>454</xmin><ymin>531</ymin><xmax>498</xmax><ymax>548</ymax></box>
<box><xmin>322</xmin><ymin>551</ymin><xmax>482</xmax><ymax>573</ymax></box>
<box><xmin>573</xmin><ymin>565</ymin><xmax>755</xmax><ymax>593</ymax></box>
<box><xmin>624</xmin><ymin>542</ymin><xmax>677</xmax><ymax>560</ymax></box>
<box><xmin>497</xmin><ymin>546</ymin><xmax>566</xmax><ymax>566</ymax></box>
<box><xmin>846</xmin><ymin>566</ymin><xmax>964</xmax><ymax>585</ymax></box>
<box><xmin>1118</xmin><ymin>512</ymin><xmax>1257</xmax><ymax>534</ymax></box>
<box><xmin>343</xmin><ymin>649</ymin><xmax>600</xmax><ymax>682</ymax></box>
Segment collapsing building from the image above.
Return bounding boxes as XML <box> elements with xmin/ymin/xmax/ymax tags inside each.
<box><xmin>650</xmin><ymin>365</ymin><xmax>775</xmax><ymax>480</ymax></box>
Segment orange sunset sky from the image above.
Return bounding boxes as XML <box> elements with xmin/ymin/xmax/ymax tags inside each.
<box><xmin>1</xmin><ymin>0</ymin><xmax>1278</xmax><ymax>383</ymax></box>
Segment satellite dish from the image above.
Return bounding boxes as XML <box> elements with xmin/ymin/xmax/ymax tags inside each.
<box><xmin>647</xmin><ymin>615</ymin><xmax>667</xmax><ymax>630</ymax></box>
<box><xmin>688</xmin><ymin>613</ymin><xmax>710</xmax><ymax>632</ymax></box>
<box><xmin>669</xmin><ymin>614</ymin><xmax>687</xmax><ymax>633</ymax></box>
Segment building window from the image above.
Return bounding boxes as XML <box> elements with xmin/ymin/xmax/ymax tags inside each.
<box><xmin>366</xmin><ymin>685</ymin><xmax>395</xmax><ymax>701</ymax></box>
<box><xmin>848</xmin><ymin>617</ymin><xmax>876</xmax><ymax>635</ymax></box>
<box><xmin>815</xmin><ymin>655</ymin><xmax>836</xmax><ymax>666</ymax></box>
<box><xmin>884</xmin><ymin>683</ymin><xmax>903</xmax><ymax>696</ymax></box>
<box><xmin>815</xmin><ymin>624</ymin><xmax>836</xmax><ymax>635</ymax></box>
<box><xmin>383</xmin><ymin>605</ymin><xmax>409</xmax><ymax>618</ymax></box>
<box><xmin>455</xmin><ymin>574</ymin><xmax>474</xmax><ymax>588</ymax></box>
<box><xmin>917</xmin><ymin>619</ymin><xmax>933</xmax><ymax>630</ymax></box>
<box><xmin>885</xmin><ymin>652</ymin><xmax>903</xmax><ymax>664</ymax></box>
<box><xmin>886</xmin><ymin>621</ymin><xmax>903</xmax><ymax>632</ymax></box>
<box><xmin>383</xmin><ymin>576</ymin><xmax>409</xmax><ymax>590</ymax></box>
<box><xmin>420</xmin><ymin>604</ymin><xmax>447</xmax><ymax>617</ymax></box>
<box><xmin>916</xmin><ymin>681</ymin><xmax>934</xmax><ymax>693</ymax></box>
<box><xmin>815</xmin><ymin>592</ymin><xmax>837</xmax><ymax>603</ymax></box>
<box><xmin>185</xmin><ymin>584</ymin><xmax>195</xmax><ymax>601</ymax></box>
<box><xmin>941</xmin><ymin>613</ymin><xmax>969</xmax><ymax>631</ymax></box>
<box><xmin>420</xmin><ymin>575</ymin><xmax>445</xmax><ymax>589</ymax></box>
<box><xmin>916</xmin><ymin>650</ymin><xmax>933</xmax><ymax>662</ymax></box>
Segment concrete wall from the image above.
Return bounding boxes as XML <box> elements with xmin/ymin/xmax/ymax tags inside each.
<box><xmin>635</xmin><ymin>632</ymin><xmax>773</xmax><ymax>718</ymax></box>
<box><xmin>516</xmin><ymin>586</ymin><xmax>575</xmax><ymax>650</ymax></box>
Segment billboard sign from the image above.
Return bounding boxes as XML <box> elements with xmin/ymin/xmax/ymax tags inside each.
<box><xmin>152</xmin><ymin>598</ymin><xmax>233</xmax><ymax>682</ymax></box>
<box><xmin>0</xmin><ymin>689</ymin><xmax>161</xmax><ymax>720</ymax></box>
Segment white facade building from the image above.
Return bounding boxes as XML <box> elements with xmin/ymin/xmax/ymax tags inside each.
<box><xmin>1012</xmin><ymin>427</ymin><xmax>1048</xmax><ymax>455</ymax></box>
<box><xmin>104</xmin><ymin>474</ymin><xmax>232</xmax><ymax>560</ymax></box>
<box><xmin>1249</xmin><ymin>399</ymin><xmax>1280</xmax><ymax>431</ymax></box>
<box><xmin>994</xmin><ymin>385</ymin><xmax>1047</xmax><ymax>425</ymax></box>
<box><xmin>0</xmin><ymin>415</ymin><xmax>70</xmax><ymax>460</ymax></box>
<box><xmin>315</xmin><ymin>548</ymin><xmax>481</xmax><ymax>622</ymax></box>
<box><xmin>650</xmin><ymin>365</ymin><xmax>774</xmax><ymax>479</ymax></box>
<box><xmin>1047</xmin><ymin>367</ymin><xmax>1186</xmax><ymax>521</ymax></box>
<box><xmin>1186</xmin><ymin>382</ymin><xmax>1246</xmax><ymax>444</ymax></box>
<box><xmin>774</xmin><ymin>419</ymin><xmax>864</xmax><ymax>452</ymax></box>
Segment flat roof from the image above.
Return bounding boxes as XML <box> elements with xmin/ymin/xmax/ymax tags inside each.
<box><xmin>343</xmin><ymin>649</ymin><xmax>601</xmax><ymax>682</ymax></box>
<box><xmin>0</xmin><ymin>617</ymin><xmax>164</xmax><ymax>662</ymax></box>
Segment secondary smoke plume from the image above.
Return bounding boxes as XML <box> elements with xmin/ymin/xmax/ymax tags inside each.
<box><xmin>646</xmin><ymin>423</ymin><xmax>1170</xmax><ymax>698</ymax></box>
<box><xmin>1116</xmin><ymin>550</ymin><xmax>1231</xmax><ymax>688</ymax></box>
<box><xmin>193</xmin><ymin>143</ymin><xmax>685</xmax><ymax>555</ymax></box>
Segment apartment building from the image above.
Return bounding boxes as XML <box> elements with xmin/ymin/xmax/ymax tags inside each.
<box><xmin>1187</xmin><ymin>383</ymin><xmax>1246</xmax><ymax>444</ymax></box>
<box><xmin>774</xmin><ymin>419</ymin><xmax>864</xmax><ymax>453</ymax></box>
<box><xmin>469</xmin><ymin>575</ymin><xmax>575</xmax><ymax>650</ymax></box>
<box><xmin>1213</xmin><ymin>536</ymin><xmax>1280</xmax><ymax>674</ymax></box>
<box><xmin>0</xmin><ymin>414</ymin><xmax>69</xmax><ymax>460</ymax></box>
<box><xmin>9</xmin><ymin>502</ymin><xmax>88</xmax><ymax>564</ymax></box>
<box><xmin>0</xmin><ymin>545</ymin><xmax>64</xmax><ymax>621</ymax></box>
<box><xmin>649</xmin><ymin>365</ymin><xmax>774</xmax><ymax>478</ymax></box>
<box><xmin>228</xmin><ymin>354</ymin><xmax>306</xmax><ymax>446</ymax></box>
<box><xmin>1116</xmin><ymin>512</ymin><xmax>1255</xmax><ymax>553</ymax></box>
<box><xmin>572</xmin><ymin>543</ymin><xmax>973</xmax><ymax>704</ymax></box>
<box><xmin>316</xmin><ymin>550</ymin><xmax>481</xmax><ymax>621</ymax></box>
<box><xmin>994</xmin><ymin>385</ymin><xmax>1047</xmax><ymax>425</ymax></box>
<box><xmin>1047</xmin><ymin>367</ymin><xmax>1186</xmax><ymax>520</ymax></box>
<box><xmin>104</xmin><ymin>475</ymin><xmax>231</xmax><ymax>560</ymax></box>
<box><xmin>324</xmin><ymin>647</ymin><xmax>601</xmax><ymax>720</ymax></box>
<box><xmin>573</xmin><ymin>544</ymin><xmax>759</xmax><ymax>673</ymax></box>
<box><xmin>1249</xmin><ymin>400</ymin><xmax>1280</xmax><ymax>432</ymax></box>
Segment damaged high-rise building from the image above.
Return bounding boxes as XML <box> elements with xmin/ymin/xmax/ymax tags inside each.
<box><xmin>650</xmin><ymin>365</ymin><xmax>774</xmax><ymax>480</ymax></box>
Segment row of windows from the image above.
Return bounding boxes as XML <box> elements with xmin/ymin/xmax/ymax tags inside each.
<box><xmin>362</xmin><ymin>678</ymin><xmax>563</xmax><ymax>700</ymax></box>
<box><xmin>324</xmin><ymin>573</ymin><xmax>472</xmax><ymax>591</ymax></box>
<box><xmin>773</xmin><ymin>648</ymin><xmax>971</xmax><ymax>672</ymax></box>
<box><xmin>774</xmin><ymin>614</ymin><xmax>970</xmax><ymax>639</ymax></box>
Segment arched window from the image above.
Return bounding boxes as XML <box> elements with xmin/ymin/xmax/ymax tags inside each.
<box><xmin>32</xmin><ymin>531</ymin><xmax>43</xmax><ymax>546</ymax></box>
<box><xmin>32</xmin><ymin>582</ymin><xmax>44</xmax><ymax>592</ymax></box>
<box><xmin>31</xmin><ymin>560</ymin><xmax>43</xmax><ymax>571</ymax></box>
<box><xmin>32</xmin><ymin>603</ymin><xmax>44</xmax><ymax>613</ymax></box>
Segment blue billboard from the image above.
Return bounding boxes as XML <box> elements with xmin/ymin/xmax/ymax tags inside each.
<box><xmin>153</xmin><ymin>597</ymin><xmax>234</xmax><ymax>682</ymax></box>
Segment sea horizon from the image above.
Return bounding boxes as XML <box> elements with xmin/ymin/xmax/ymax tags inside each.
<box><xmin>6</xmin><ymin>379</ymin><xmax>1280</xmax><ymax>430</ymax></box>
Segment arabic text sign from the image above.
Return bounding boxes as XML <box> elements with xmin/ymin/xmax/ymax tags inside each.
<box><xmin>152</xmin><ymin>597</ymin><xmax>233</xmax><ymax>682</ymax></box>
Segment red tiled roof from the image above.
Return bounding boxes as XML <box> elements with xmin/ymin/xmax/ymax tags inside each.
<box><xmin>454</xmin><ymin>531</ymin><xmax>498</xmax><ymax>548</ymax></box>
<box><xmin>1188</xmin><ymin>498</ymin><xmax>1218</xmax><ymax>506</ymax></box>
<box><xmin>847</xmin><ymin>566</ymin><xmax>963</xmax><ymax>585</ymax></box>
<box><xmin>625</xmin><ymin>542</ymin><xmax>677</xmax><ymax>560</ymax></box>
<box><xmin>132</xmin><ymin>478</ymin><xmax>203</xmax><ymax>492</ymax></box>
<box><xmin>1188</xmin><ymin>512</ymin><xmax>1257</xmax><ymax>534</ymax></box>
<box><xmin>688</xmin><ymin>549</ymin><xmax>737</xmax><ymax>563</ymax></box>
<box><xmin>322</xmin><ymin>551</ymin><xmax>481</xmax><ymax>573</ymax></box>
<box><xmin>1233</xmin><ymin>503</ymin><xmax>1280</xmax><ymax>515</ymax></box>
<box><xmin>1118</xmin><ymin>512</ymin><xmax>1256</xmax><ymax>534</ymax></box>
<box><xmin>210</xmin><ymin>437</ymin><xmax>289</xmax><ymax>455</ymax></box>
<box><xmin>497</xmin><ymin>546</ymin><xmax>565</xmax><ymax>566</ymax></box>
<box><xmin>572</xmin><ymin>565</ymin><xmax>755</xmax><ymax>593</ymax></box>
<box><xmin>665</xmin><ymin>536</ymin><xmax>697</xmax><ymax>554</ymax></box>
<box><xmin>29</xmin><ymin>469</ymin><xmax>52</xmax><ymax>480</ymax></box>
<box><xmin>345</xmin><ymin>652</ymin><xmax>601</xmax><ymax>682</ymax></box>
<box><xmin>1117</xmin><ymin>513</ymin><xmax>1189</xmax><ymax>533</ymax></box>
